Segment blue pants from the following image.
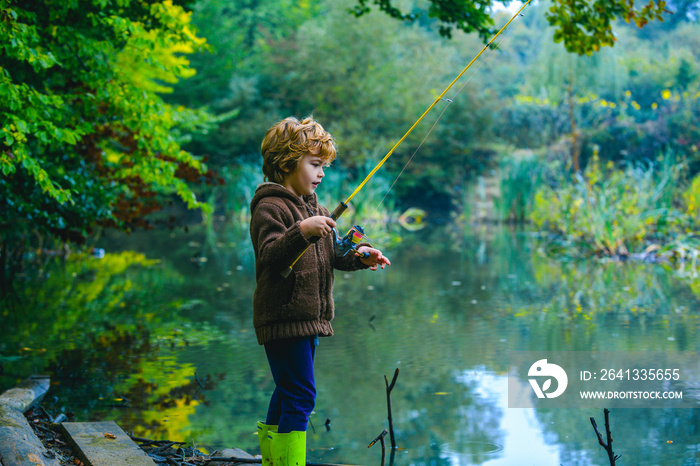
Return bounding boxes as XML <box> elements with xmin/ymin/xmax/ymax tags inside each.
<box><xmin>264</xmin><ymin>336</ymin><xmax>317</xmax><ymax>433</ymax></box>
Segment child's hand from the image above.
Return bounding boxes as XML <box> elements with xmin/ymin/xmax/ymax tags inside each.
<box><xmin>300</xmin><ymin>216</ymin><xmax>336</xmax><ymax>239</ymax></box>
<box><xmin>356</xmin><ymin>246</ymin><xmax>391</xmax><ymax>271</ymax></box>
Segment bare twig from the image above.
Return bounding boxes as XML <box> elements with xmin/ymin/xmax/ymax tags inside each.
<box><xmin>590</xmin><ymin>408</ymin><xmax>621</xmax><ymax>465</ymax></box>
<box><xmin>367</xmin><ymin>429</ymin><xmax>388</xmax><ymax>466</ymax></box>
<box><xmin>367</xmin><ymin>429</ymin><xmax>388</xmax><ymax>449</ymax></box>
<box><xmin>384</xmin><ymin>368</ymin><xmax>399</xmax><ymax>449</ymax></box>
<box><xmin>194</xmin><ymin>372</ymin><xmax>205</xmax><ymax>389</ymax></box>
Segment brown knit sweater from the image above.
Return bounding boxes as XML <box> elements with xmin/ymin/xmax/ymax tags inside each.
<box><xmin>249</xmin><ymin>183</ymin><xmax>369</xmax><ymax>345</ymax></box>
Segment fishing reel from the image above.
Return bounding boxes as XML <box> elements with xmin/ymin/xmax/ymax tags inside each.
<box><xmin>281</xmin><ymin>202</ymin><xmax>369</xmax><ymax>278</ymax></box>
<box><xmin>332</xmin><ymin>225</ymin><xmax>370</xmax><ymax>258</ymax></box>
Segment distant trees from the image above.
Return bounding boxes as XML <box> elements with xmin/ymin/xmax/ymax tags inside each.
<box><xmin>166</xmin><ymin>0</ymin><xmax>698</xmax><ymax>213</ymax></box>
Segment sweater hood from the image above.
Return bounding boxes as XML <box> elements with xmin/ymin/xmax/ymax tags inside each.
<box><xmin>250</xmin><ymin>182</ymin><xmax>319</xmax><ymax>214</ymax></box>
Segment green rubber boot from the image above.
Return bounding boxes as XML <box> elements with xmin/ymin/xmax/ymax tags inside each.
<box><xmin>257</xmin><ymin>421</ymin><xmax>278</xmax><ymax>466</ymax></box>
<box><xmin>268</xmin><ymin>431</ymin><xmax>306</xmax><ymax>466</ymax></box>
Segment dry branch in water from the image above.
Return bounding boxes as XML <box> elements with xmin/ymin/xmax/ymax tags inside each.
<box><xmin>590</xmin><ymin>408</ymin><xmax>621</xmax><ymax>465</ymax></box>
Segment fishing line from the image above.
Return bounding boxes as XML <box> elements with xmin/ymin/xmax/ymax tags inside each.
<box><xmin>366</xmin><ymin>5</ymin><xmax>529</xmax><ymax>224</ymax></box>
<box><xmin>342</xmin><ymin>0</ymin><xmax>532</xmax><ymax>210</ymax></box>
<box><xmin>282</xmin><ymin>0</ymin><xmax>532</xmax><ymax>276</ymax></box>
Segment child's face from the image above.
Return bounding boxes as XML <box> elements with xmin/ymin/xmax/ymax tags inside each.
<box><xmin>282</xmin><ymin>154</ymin><xmax>326</xmax><ymax>198</ymax></box>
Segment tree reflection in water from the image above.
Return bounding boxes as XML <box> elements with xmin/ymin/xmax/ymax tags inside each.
<box><xmin>2</xmin><ymin>224</ymin><xmax>699</xmax><ymax>464</ymax></box>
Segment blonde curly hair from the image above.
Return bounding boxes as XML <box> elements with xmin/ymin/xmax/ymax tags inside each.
<box><xmin>261</xmin><ymin>116</ymin><xmax>337</xmax><ymax>184</ymax></box>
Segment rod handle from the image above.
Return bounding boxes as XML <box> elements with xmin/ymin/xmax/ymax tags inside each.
<box><xmin>280</xmin><ymin>202</ymin><xmax>349</xmax><ymax>277</ymax></box>
<box><xmin>304</xmin><ymin>202</ymin><xmax>348</xmax><ymax>244</ymax></box>
<box><xmin>329</xmin><ymin>202</ymin><xmax>348</xmax><ymax>220</ymax></box>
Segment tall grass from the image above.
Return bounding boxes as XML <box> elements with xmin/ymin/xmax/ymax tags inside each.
<box><xmin>532</xmin><ymin>150</ymin><xmax>692</xmax><ymax>257</ymax></box>
<box><xmin>494</xmin><ymin>149</ymin><xmax>551</xmax><ymax>222</ymax></box>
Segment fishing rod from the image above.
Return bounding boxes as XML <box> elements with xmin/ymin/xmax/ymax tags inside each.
<box><xmin>281</xmin><ymin>0</ymin><xmax>532</xmax><ymax>278</ymax></box>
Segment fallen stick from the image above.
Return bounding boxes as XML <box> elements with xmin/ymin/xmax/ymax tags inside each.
<box><xmin>129</xmin><ymin>435</ymin><xmax>186</xmax><ymax>447</ymax></box>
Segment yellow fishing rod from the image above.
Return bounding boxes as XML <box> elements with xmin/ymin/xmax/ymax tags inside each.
<box><xmin>281</xmin><ymin>0</ymin><xmax>531</xmax><ymax>278</ymax></box>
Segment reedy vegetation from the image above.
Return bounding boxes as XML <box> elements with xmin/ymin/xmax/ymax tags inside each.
<box><xmin>531</xmin><ymin>150</ymin><xmax>692</xmax><ymax>257</ymax></box>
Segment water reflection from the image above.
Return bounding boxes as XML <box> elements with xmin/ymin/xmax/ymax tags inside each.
<box><xmin>1</xmin><ymin>224</ymin><xmax>699</xmax><ymax>464</ymax></box>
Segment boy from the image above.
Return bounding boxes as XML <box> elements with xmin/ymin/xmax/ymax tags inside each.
<box><xmin>250</xmin><ymin>116</ymin><xmax>390</xmax><ymax>466</ymax></box>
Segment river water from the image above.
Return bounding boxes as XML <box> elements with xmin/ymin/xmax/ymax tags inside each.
<box><xmin>2</xmin><ymin>220</ymin><xmax>699</xmax><ymax>465</ymax></box>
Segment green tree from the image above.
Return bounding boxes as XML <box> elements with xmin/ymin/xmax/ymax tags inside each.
<box><xmin>166</xmin><ymin>0</ymin><xmax>324</xmax><ymax>167</ymax></box>
<box><xmin>352</xmin><ymin>0</ymin><xmax>676</xmax><ymax>55</ymax></box>
<box><xmin>0</xmin><ymin>0</ymin><xmax>217</xmax><ymax>284</ymax></box>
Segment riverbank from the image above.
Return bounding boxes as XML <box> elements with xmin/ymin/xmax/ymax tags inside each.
<box><xmin>0</xmin><ymin>376</ymin><xmax>256</xmax><ymax>466</ymax></box>
<box><xmin>0</xmin><ymin>375</ymin><xmax>60</xmax><ymax>465</ymax></box>
<box><xmin>24</xmin><ymin>409</ymin><xmax>257</xmax><ymax>466</ymax></box>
